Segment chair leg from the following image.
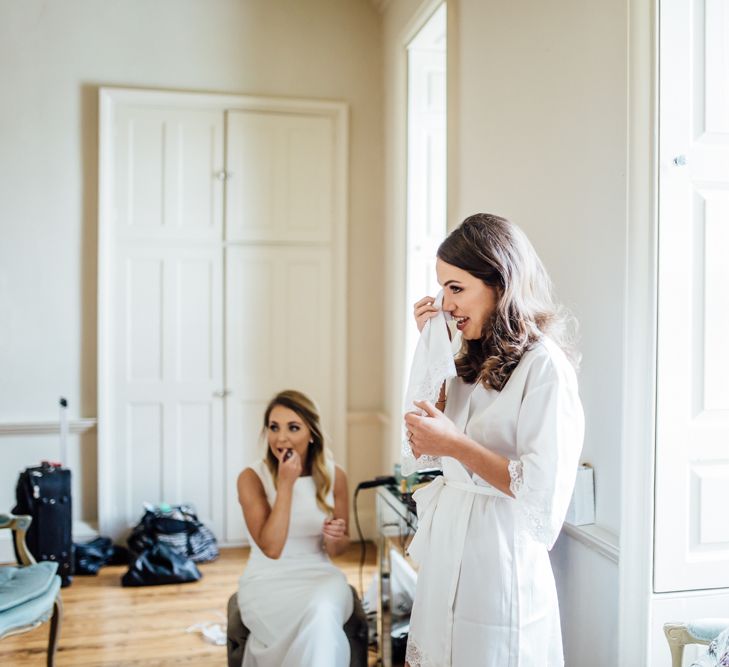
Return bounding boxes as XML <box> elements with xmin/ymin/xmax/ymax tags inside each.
<box><xmin>667</xmin><ymin>642</ymin><xmax>684</xmax><ymax>667</ymax></box>
<box><xmin>47</xmin><ymin>595</ymin><xmax>63</xmax><ymax>667</ymax></box>
<box><xmin>664</xmin><ymin>623</ymin><xmax>689</xmax><ymax>667</ymax></box>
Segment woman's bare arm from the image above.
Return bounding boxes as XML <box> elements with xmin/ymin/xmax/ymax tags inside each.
<box><xmin>238</xmin><ymin>465</ymin><xmax>297</xmax><ymax>560</ymax></box>
<box><xmin>322</xmin><ymin>464</ymin><xmax>350</xmax><ymax>558</ymax></box>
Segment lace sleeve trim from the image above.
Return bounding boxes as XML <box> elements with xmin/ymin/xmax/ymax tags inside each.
<box><xmin>508</xmin><ymin>458</ymin><xmax>553</xmax><ymax>545</ymax></box>
<box><xmin>406</xmin><ymin>638</ymin><xmax>435</xmax><ymax>667</ymax></box>
<box><xmin>507</xmin><ymin>459</ymin><xmax>523</xmax><ymax>495</ymax></box>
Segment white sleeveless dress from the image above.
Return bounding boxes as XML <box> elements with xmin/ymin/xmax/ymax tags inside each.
<box><xmin>237</xmin><ymin>458</ymin><xmax>354</xmax><ymax>667</ymax></box>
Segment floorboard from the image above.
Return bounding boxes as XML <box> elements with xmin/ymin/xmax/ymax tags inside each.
<box><xmin>1</xmin><ymin>543</ymin><xmax>378</xmax><ymax>666</ymax></box>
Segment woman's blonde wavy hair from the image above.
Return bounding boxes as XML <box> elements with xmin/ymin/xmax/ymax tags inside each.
<box><xmin>263</xmin><ymin>389</ymin><xmax>334</xmax><ymax>515</ymax></box>
<box><xmin>438</xmin><ymin>213</ymin><xmax>580</xmax><ymax>391</ymax></box>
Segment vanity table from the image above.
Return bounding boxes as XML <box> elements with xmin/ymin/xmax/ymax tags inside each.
<box><xmin>375</xmin><ymin>485</ymin><xmax>418</xmax><ymax>666</ymax></box>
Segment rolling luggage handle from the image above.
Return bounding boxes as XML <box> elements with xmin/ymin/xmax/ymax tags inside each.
<box><xmin>59</xmin><ymin>397</ymin><xmax>68</xmax><ymax>465</ymax></box>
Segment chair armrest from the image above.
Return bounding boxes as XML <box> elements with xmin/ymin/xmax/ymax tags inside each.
<box><xmin>0</xmin><ymin>513</ymin><xmax>36</xmax><ymax>566</ymax></box>
<box><xmin>664</xmin><ymin>620</ymin><xmax>729</xmax><ymax>667</ymax></box>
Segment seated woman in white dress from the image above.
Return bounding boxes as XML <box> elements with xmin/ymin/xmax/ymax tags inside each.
<box><xmin>236</xmin><ymin>389</ymin><xmax>353</xmax><ymax>667</ymax></box>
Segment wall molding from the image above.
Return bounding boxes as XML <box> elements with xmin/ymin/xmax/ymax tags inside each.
<box><xmin>2</xmin><ymin>413</ymin><xmax>390</xmax><ymax>435</ymax></box>
<box><xmin>562</xmin><ymin>523</ymin><xmax>620</xmax><ymax>564</ymax></box>
<box><xmin>0</xmin><ymin>419</ymin><xmax>98</xmax><ymax>437</ymax></box>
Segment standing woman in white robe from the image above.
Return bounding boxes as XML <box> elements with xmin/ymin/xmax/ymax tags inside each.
<box><xmin>404</xmin><ymin>213</ymin><xmax>584</xmax><ymax>667</ymax></box>
<box><xmin>237</xmin><ymin>390</ymin><xmax>353</xmax><ymax>667</ymax></box>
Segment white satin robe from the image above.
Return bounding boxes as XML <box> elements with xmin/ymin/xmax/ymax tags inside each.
<box><xmin>405</xmin><ymin>337</ymin><xmax>584</xmax><ymax>667</ymax></box>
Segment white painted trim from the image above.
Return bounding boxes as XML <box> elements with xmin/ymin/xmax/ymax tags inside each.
<box><xmin>384</xmin><ymin>0</ymin><xmax>447</xmax><ymax>475</ymax></box>
<box><xmin>97</xmin><ymin>87</ymin><xmax>349</xmax><ymax>116</ymax></box>
<box><xmin>400</xmin><ymin>0</ymin><xmax>445</xmax><ymax>47</ymax></box>
<box><xmin>223</xmin><ymin>240</ymin><xmax>333</xmax><ymax>248</ymax></box>
<box><xmin>0</xmin><ymin>419</ymin><xmax>97</xmax><ymax>436</ymax></box>
<box><xmin>618</xmin><ymin>0</ymin><xmax>658</xmax><ymax>663</ymax></box>
<box><xmin>446</xmin><ymin>0</ymin><xmax>459</xmax><ymax>231</ymax></box>
<box><xmin>562</xmin><ymin>523</ymin><xmax>620</xmax><ymax>564</ymax></box>
<box><xmin>333</xmin><ymin>103</ymin><xmax>349</xmax><ymax>472</ymax></box>
<box><xmin>654</xmin><ymin>587</ymin><xmax>729</xmax><ymax>600</ymax></box>
<box><xmin>97</xmin><ymin>87</ymin><xmax>115</xmax><ymax>539</ymax></box>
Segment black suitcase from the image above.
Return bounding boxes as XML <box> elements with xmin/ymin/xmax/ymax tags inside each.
<box><xmin>12</xmin><ymin>461</ymin><xmax>74</xmax><ymax>587</ymax></box>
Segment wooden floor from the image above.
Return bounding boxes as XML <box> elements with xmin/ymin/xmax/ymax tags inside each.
<box><xmin>1</xmin><ymin>544</ymin><xmax>378</xmax><ymax>667</ymax></box>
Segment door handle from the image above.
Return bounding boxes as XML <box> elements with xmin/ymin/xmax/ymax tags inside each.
<box><xmin>213</xmin><ymin>389</ymin><xmax>232</xmax><ymax>398</ymax></box>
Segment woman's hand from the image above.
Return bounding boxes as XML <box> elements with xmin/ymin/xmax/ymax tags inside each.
<box><xmin>322</xmin><ymin>517</ymin><xmax>346</xmax><ymax>542</ymax></box>
<box><xmin>277</xmin><ymin>449</ymin><xmax>302</xmax><ymax>487</ymax></box>
<box><xmin>413</xmin><ymin>296</ymin><xmax>439</xmax><ymax>332</ymax></box>
<box><xmin>404</xmin><ymin>400</ymin><xmax>462</xmax><ymax>458</ymax></box>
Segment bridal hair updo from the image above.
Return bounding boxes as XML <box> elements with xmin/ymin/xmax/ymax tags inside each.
<box><xmin>437</xmin><ymin>213</ymin><xmax>579</xmax><ymax>391</ymax></box>
<box><xmin>262</xmin><ymin>389</ymin><xmax>334</xmax><ymax>515</ymax></box>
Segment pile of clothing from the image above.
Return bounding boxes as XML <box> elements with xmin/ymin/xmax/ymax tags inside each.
<box><xmin>122</xmin><ymin>503</ymin><xmax>219</xmax><ymax>587</ymax></box>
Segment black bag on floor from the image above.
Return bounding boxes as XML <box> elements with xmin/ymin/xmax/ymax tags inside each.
<box><xmin>74</xmin><ymin>536</ymin><xmax>130</xmax><ymax>575</ymax></box>
<box><xmin>12</xmin><ymin>461</ymin><xmax>74</xmax><ymax>586</ymax></box>
<box><xmin>121</xmin><ymin>541</ymin><xmax>201</xmax><ymax>587</ymax></box>
<box><xmin>128</xmin><ymin>504</ymin><xmax>219</xmax><ymax>563</ymax></box>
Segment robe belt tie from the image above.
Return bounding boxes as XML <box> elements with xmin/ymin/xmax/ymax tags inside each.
<box><xmin>444</xmin><ymin>479</ymin><xmax>505</xmax><ymax>496</ymax></box>
<box><xmin>407</xmin><ymin>477</ymin><xmax>504</xmax><ymax>565</ymax></box>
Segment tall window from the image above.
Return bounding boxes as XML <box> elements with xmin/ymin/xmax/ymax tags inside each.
<box><xmin>404</xmin><ymin>3</ymin><xmax>447</xmax><ymax>383</ymax></box>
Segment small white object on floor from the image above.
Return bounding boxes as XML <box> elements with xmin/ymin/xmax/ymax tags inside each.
<box><xmin>186</xmin><ymin>614</ymin><xmax>227</xmax><ymax>646</ymax></box>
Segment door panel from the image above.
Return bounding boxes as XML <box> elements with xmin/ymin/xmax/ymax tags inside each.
<box><xmin>114</xmin><ymin>107</ymin><xmax>223</xmax><ymax>241</ymax></box>
<box><xmin>655</xmin><ymin>0</ymin><xmax>729</xmax><ymax>592</ymax></box>
<box><xmin>114</xmin><ymin>245</ymin><xmax>224</xmax><ymax>537</ymax></box>
<box><xmin>224</xmin><ymin>246</ymin><xmax>333</xmax><ymax>543</ymax></box>
<box><xmin>225</xmin><ymin>110</ymin><xmax>334</xmax><ymax>243</ymax></box>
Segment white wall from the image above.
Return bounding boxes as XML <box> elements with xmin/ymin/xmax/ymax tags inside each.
<box><xmin>378</xmin><ymin>0</ymin><xmax>631</xmax><ymax>663</ymax></box>
<box><xmin>0</xmin><ymin>0</ymin><xmax>384</xmax><ymax>544</ymax></box>
<box><xmin>452</xmin><ymin>0</ymin><xmax>627</xmax><ymax>536</ymax></box>
<box><xmin>451</xmin><ymin>0</ymin><xmax>627</xmax><ymax>664</ymax></box>
<box><xmin>551</xmin><ymin>533</ymin><xmax>619</xmax><ymax>666</ymax></box>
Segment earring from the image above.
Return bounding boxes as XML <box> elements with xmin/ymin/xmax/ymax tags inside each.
<box><xmin>309</xmin><ymin>439</ymin><xmax>314</xmax><ymax>444</ymax></box>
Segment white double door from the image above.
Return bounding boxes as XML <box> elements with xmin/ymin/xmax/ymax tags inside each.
<box><xmin>654</xmin><ymin>0</ymin><xmax>729</xmax><ymax>592</ymax></box>
<box><xmin>99</xmin><ymin>90</ymin><xmax>347</xmax><ymax>544</ymax></box>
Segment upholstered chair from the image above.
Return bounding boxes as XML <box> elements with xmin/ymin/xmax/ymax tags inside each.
<box><xmin>0</xmin><ymin>513</ymin><xmax>63</xmax><ymax>667</ymax></box>
<box><xmin>664</xmin><ymin>619</ymin><xmax>729</xmax><ymax>667</ymax></box>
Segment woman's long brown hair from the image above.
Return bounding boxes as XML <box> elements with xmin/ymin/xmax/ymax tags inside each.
<box><xmin>438</xmin><ymin>213</ymin><xmax>579</xmax><ymax>391</ymax></box>
<box><xmin>263</xmin><ymin>389</ymin><xmax>334</xmax><ymax>515</ymax></box>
